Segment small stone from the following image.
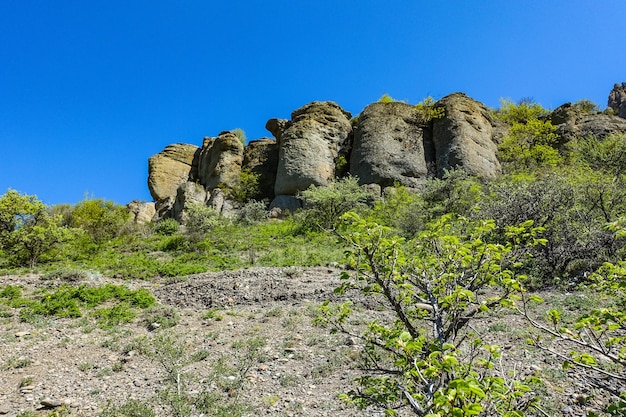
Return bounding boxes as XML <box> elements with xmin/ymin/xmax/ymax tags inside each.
<box><xmin>15</xmin><ymin>331</ymin><xmax>30</xmax><ymax>338</ymax></box>
<box><xmin>148</xmin><ymin>322</ymin><xmax>161</xmax><ymax>331</ymax></box>
<box><xmin>40</xmin><ymin>398</ymin><xmax>64</xmax><ymax>408</ymax></box>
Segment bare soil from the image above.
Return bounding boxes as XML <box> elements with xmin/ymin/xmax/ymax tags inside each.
<box><xmin>0</xmin><ymin>268</ymin><xmax>612</xmax><ymax>416</ymax></box>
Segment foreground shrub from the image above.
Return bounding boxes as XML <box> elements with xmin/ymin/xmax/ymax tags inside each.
<box><xmin>520</xmin><ymin>219</ymin><xmax>626</xmax><ymax>415</ymax></box>
<box><xmin>317</xmin><ymin>213</ymin><xmax>544</xmax><ymax>415</ymax></box>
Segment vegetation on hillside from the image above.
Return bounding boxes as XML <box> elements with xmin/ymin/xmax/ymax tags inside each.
<box><xmin>1</xmin><ymin>98</ymin><xmax>626</xmax><ymax>416</ymax></box>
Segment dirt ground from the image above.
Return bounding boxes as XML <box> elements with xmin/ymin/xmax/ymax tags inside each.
<box><xmin>0</xmin><ymin>268</ymin><xmax>613</xmax><ymax>416</ymax></box>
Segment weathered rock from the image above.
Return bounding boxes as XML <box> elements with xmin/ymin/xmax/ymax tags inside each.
<box><xmin>269</xmin><ymin>195</ymin><xmax>302</xmax><ymax>214</ymax></box>
<box><xmin>154</xmin><ymin>196</ymin><xmax>175</xmax><ymax>220</ymax></box>
<box><xmin>350</xmin><ymin>101</ymin><xmax>434</xmax><ymax>187</ymax></box>
<box><xmin>556</xmin><ymin>113</ymin><xmax>626</xmax><ymax>142</ymax></box>
<box><xmin>432</xmin><ymin>93</ymin><xmax>501</xmax><ymax>178</ymax></box>
<box><xmin>275</xmin><ymin>101</ymin><xmax>352</xmax><ymax>195</ymax></box>
<box><xmin>127</xmin><ymin>201</ymin><xmax>156</xmax><ymax>224</ymax></box>
<box><xmin>608</xmin><ymin>82</ymin><xmax>626</xmax><ymax>118</ymax></box>
<box><xmin>265</xmin><ymin>118</ymin><xmax>291</xmax><ymax>144</ymax></box>
<box><xmin>147</xmin><ymin>144</ymin><xmax>200</xmax><ymax>201</ymax></box>
<box><xmin>198</xmin><ymin>131</ymin><xmax>245</xmax><ymax>190</ymax></box>
<box><xmin>172</xmin><ymin>181</ymin><xmax>208</xmax><ymax>222</ymax></box>
<box><xmin>243</xmin><ymin>138</ymin><xmax>279</xmax><ymax>200</ymax></box>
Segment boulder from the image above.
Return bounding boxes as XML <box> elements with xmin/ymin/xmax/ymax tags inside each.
<box><xmin>350</xmin><ymin>101</ymin><xmax>434</xmax><ymax>188</ymax></box>
<box><xmin>147</xmin><ymin>144</ymin><xmax>200</xmax><ymax>201</ymax></box>
<box><xmin>556</xmin><ymin>113</ymin><xmax>626</xmax><ymax>142</ymax></box>
<box><xmin>275</xmin><ymin>101</ymin><xmax>352</xmax><ymax>195</ymax></box>
<box><xmin>269</xmin><ymin>194</ymin><xmax>302</xmax><ymax>214</ymax></box>
<box><xmin>432</xmin><ymin>93</ymin><xmax>501</xmax><ymax>178</ymax></box>
<box><xmin>198</xmin><ymin>131</ymin><xmax>245</xmax><ymax>190</ymax></box>
<box><xmin>127</xmin><ymin>201</ymin><xmax>156</xmax><ymax>225</ymax></box>
<box><xmin>265</xmin><ymin>118</ymin><xmax>291</xmax><ymax>144</ymax></box>
<box><xmin>172</xmin><ymin>181</ymin><xmax>208</xmax><ymax>222</ymax></box>
<box><xmin>608</xmin><ymin>82</ymin><xmax>626</xmax><ymax>118</ymax></box>
<box><xmin>243</xmin><ymin>138</ymin><xmax>279</xmax><ymax>200</ymax></box>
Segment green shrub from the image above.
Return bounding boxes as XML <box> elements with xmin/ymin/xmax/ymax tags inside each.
<box><xmin>297</xmin><ymin>176</ymin><xmax>368</xmax><ymax>231</ymax></box>
<box><xmin>231</xmin><ymin>128</ymin><xmax>246</xmax><ymax>144</ymax></box>
<box><xmin>154</xmin><ymin>218</ymin><xmax>180</xmax><ymax>236</ymax></box>
<box><xmin>414</xmin><ymin>96</ymin><xmax>445</xmax><ymax>124</ymax></box>
<box><xmin>495</xmin><ymin>98</ymin><xmax>550</xmax><ymax>124</ymax></box>
<box><xmin>0</xmin><ymin>190</ymin><xmax>76</xmax><ymax>267</ymax></box>
<box><xmin>237</xmin><ymin>200</ymin><xmax>268</xmax><ymax>225</ymax></box>
<box><xmin>228</xmin><ymin>168</ymin><xmax>261</xmax><ymax>204</ymax></box>
<box><xmin>317</xmin><ymin>213</ymin><xmax>543</xmax><ymax>415</ymax></box>
<box><xmin>571</xmin><ymin>99</ymin><xmax>600</xmax><ymax>114</ymax></box>
<box><xmin>67</xmin><ymin>198</ymin><xmax>131</xmax><ymax>243</ymax></box>
<box><xmin>184</xmin><ymin>204</ymin><xmax>222</xmax><ymax>239</ymax></box>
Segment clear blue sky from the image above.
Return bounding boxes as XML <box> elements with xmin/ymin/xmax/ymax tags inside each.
<box><xmin>1</xmin><ymin>1</ymin><xmax>625</xmax><ymax>206</ymax></box>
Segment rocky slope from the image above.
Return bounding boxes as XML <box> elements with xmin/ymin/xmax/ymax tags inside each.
<box><xmin>0</xmin><ymin>269</ymin><xmax>614</xmax><ymax>417</ymax></box>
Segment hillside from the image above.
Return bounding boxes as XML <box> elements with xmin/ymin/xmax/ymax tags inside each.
<box><xmin>1</xmin><ymin>86</ymin><xmax>626</xmax><ymax>416</ymax></box>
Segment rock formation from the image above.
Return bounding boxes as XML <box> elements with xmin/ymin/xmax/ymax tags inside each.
<box><xmin>432</xmin><ymin>93</ymin><xmax>501</xmax><ymax>178</ymax></box>
<box><xmin>147</xmin><ymin>144</ymin><xmax>199</xmax><ymax>201</ymax></box>
<box><xmin>274</xmin><ymin>101</ymin><xmax>352</xmax><ymax>196</ymax></box>
<box><xmin>127</xmin><ymin>201</ymin><xmax>156</xmax><ymax>225</ymax></box>
<box><xmin>197</xmin><ymin>131</ymin><xmax>244</xmax><ymax>190</ymax></box>
<box><xmin>145</xmin><ymin>84</ymin><xmax>626</xmax><ymax>222</ymax></box>
<box><xmin>350</xmin><ymin>101</ymin><xmax>434</xmax><ymax>188</ymax></box>
<box><xmin>608</xmin><ymin>83</ymin><xmax>626</xmax><ymax>118</ymax></box>
<box><xmin>242</xmin><ymin>138</ymin><xmax>279</xmax><ymax>200</ymax></box>
<box><xmin>551</xmin><ymin>102</ymin><xmax>626</xmax><ymax>143</ymax></box>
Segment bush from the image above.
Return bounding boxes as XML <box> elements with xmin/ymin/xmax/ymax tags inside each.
<box><xmin>184</xmin><ymin>204</ymin><xmax>222</xmax><ymax>241</ymax></box>
<box><xmin>237</xmin><ymin>200</ymin><xmax>268</xmax><ymax>225</ymax></box>
<box><xmin>297</xmin><ymin>176</ymin><xmax>369</xmax><ymax>231</ymax></box>
<box><xmin>228</xmin><ymin>168</ymin><xmax>261</xmax><ymax>204</ymax></box>
<box><xmin>0</xmin><ymin>190</ymin><xmax>76</xmax><ymax>267</ymax></box>
<box><xmin>67</xmin><ymin>198</ymin><xmax>131</xmax><ymax>243</ymax></box>
<box><xmin>520</xmin><ymin>219</ymin><xmax>626</xmax><ymax>414</ymax></box>
<box><xmin>318</xmin><ymin>213</ymin><xmax>543</xmax><ymax>415</ymax></box>
<box><xmin>154</xmin><ymin>218</ymin><xmax>180</xmax><ymax>236</ymax></box>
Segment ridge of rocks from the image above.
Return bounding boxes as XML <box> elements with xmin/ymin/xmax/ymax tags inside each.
<box><xmin>143</xmin><ymin>87</ymin><xmax>626</xmax><ymax>222</ymax></box>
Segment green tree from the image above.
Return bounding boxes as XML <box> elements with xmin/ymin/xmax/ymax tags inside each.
<box><xmin>317</xmin><ymin>213</ymin><xmax>544</xmax><ymax>416</ymax></box>
<box><xmin>0</xmin><ymin>190</ymin><xmax>75</xmax><ymax>267</ymax></box>
<box><xmin>495</xmin><ymin>99</ymin><xmax>562</xmax><ymax>171</ymax></box>
<box><xmin>297</xmin><ymin>176</ymin><xmax>369</xmax><ymax>231</ymax></box>
<box><xmin>519</xmin><ymin>219</ymin><xmax>626</xmax><ymax>415</ymax></box>
<box><xmin>68</xmin><ymin>198</ymin><xmax>131</xmax><ymax>243</ymax></box>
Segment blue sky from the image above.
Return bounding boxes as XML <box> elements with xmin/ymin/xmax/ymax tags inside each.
<box><xmin>1</xmin><ymin>1</ymin><xmax>625</xmax><ymax>206</ymax></box>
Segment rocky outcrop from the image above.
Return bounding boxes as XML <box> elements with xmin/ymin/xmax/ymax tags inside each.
<box><xmin>556</xmin><ymin>114</ymin><xmax>626</xmax><ymax>142</ymax></box>
<box><xmin>127</xmin><ymin>201</ymin><xmax>156</xmax><ymax>224</ymax></box>
<box><xmin>265</xmin><ymin>119</ymin><xmax>291</xmax><ymax>144</ymax></box>
<box><xmin>198</xmin><ymin>131</ymin><xmax>245</xmax><ymax>190</ymax></box>
<box><xmin>172</xmin><ymin>181</ymin><xmax>208</xmax><ymax>222</ymax></box>
<box><xmin>146</xmin><ymin>85</ymin><xmax>626</xmax><ymax>223</ymax></box>
<box><xmin>608</xmin><ymin>83</ymin><xmax>626</xmax><ymax>118</ymax></box>
<box><xmin>147</xmin><ymin>144</ymin><xmax>199</xmax><ymax>201</ymax></box>
<box><xmin>274</xmin><ymin>101</ymin><xmax>352</xmax><ymax>196</ymax></box>
<box><xmin>551</xmin><ymin>102</ymin><xmax>626</xmax><ymax>142</ymax></box>
<box><xmin>432</xmin><ymin>93</ymin><xmax>501</xmax><ymax>178</ymax></box>
<box><xmin>350</xmin><ymin>101</ymin><xmax>434</xmax><ymax>187</ymax></box>
<box><xmin>243</xmin><ymin>138</ymin><xmax>279</xmax><ymax>200</ymax></box>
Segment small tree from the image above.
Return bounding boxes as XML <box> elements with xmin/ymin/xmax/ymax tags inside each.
<box><xmin>0</xmin><ymin>190</ymin><xmax>75</xmax><ymax>267</ymax></box>
<box><xmin>519</xmin><ymin>219</ymin><xmax>626</xmax><ymax>414</ymax></box>
<box><xmin>317</xmin><ymin>213</ymin><xmax>544</xmax><ymax>416</ymax></box>
<box><xmin>297</xmin><ymin>176</ymin><xmax>369</xmax><ymax>231</ymax></box>
<box><xmin>495</xmin><ymin>99</ymin><xmax>562</xmax><ymax>172</ymax></box>
<box><xmin>68</xmin><ymin>198</ymin><xmax>131</xmax><ymax>243</ymax></box>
